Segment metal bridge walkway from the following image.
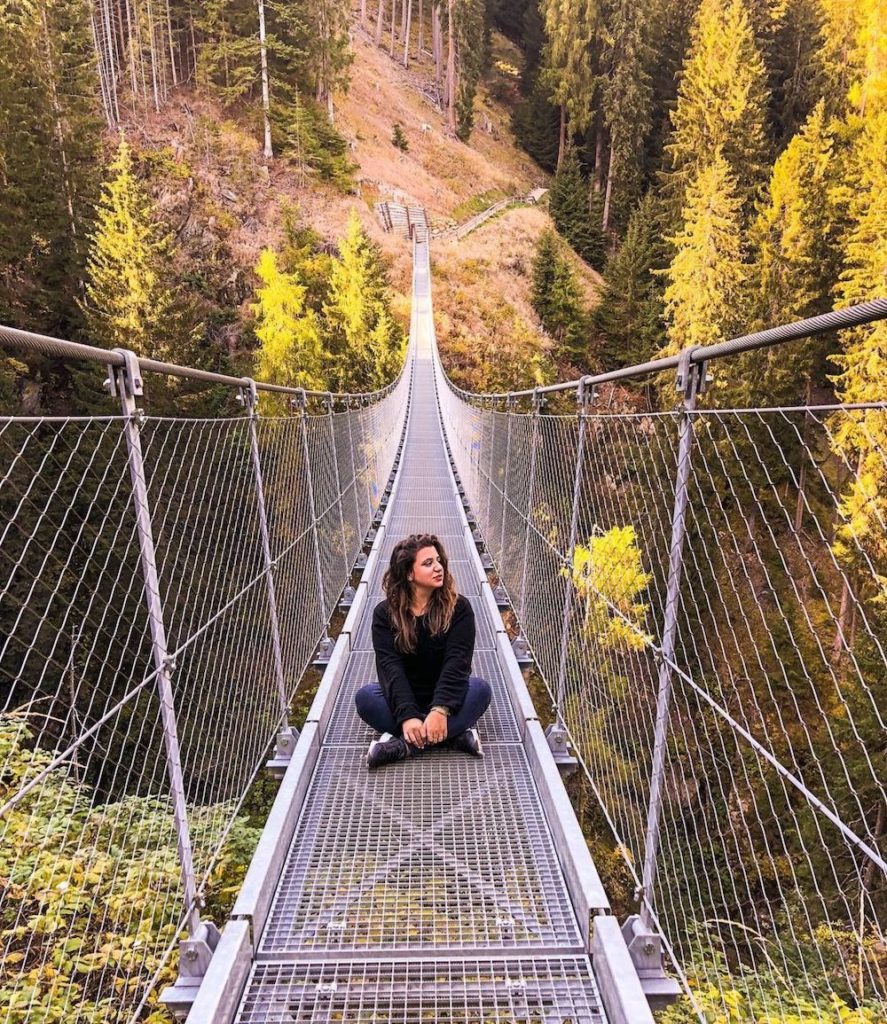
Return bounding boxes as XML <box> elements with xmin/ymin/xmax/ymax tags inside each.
<box><xmin>187</xmin><ymin>240</ymin><xmax>654</xmax><ymax>1023</ymax></box>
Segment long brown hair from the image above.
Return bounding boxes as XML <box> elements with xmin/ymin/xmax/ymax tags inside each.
<box><xmin>382</xmin><ymin>533</ymin><xmax>458</xmax><ymax>653</ymax></box>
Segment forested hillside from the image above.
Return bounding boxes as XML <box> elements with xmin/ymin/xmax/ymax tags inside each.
<box><xmin>500</xmin><ymin>0</ymin><xmax>885</xmax><ymax>412</ymax></box>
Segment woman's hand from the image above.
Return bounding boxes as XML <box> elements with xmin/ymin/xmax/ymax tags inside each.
<box><xmin>402</xmin><ymin>718</ymin><xmax>426</xmax><ymax>748</ymax></box>
<box><xmin>424</xmin><ymin>709</ymin><xmax>448</xmax><ymax>745</ymax></box>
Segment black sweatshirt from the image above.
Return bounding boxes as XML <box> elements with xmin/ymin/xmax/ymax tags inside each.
<box><xmin>372</xmin><ymin>595</ymin><xmax>475</xmax><ymax>724</ymax></box>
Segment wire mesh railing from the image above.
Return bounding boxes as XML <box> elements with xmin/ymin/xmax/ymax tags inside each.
<box><xmin>0</xmin><ymin>334</ymin><xmax>409</xmax><ymax>1021</ymax></box>
<box><xmin>436</xmin><ymin>300</ymin><xmax>887</xmax><ymax>1022</ymax></box>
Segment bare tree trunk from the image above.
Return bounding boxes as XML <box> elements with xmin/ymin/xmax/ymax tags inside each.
<box><xmin>165</xmin><ymin>0</ymin><xmax>178</xmax><ymax>87</ymax></box>
<box><xmin>593</xmin><ymin>124</ymin><xmax>604</xmax><ymax>191</ymax></box>
<box><xmin>145</xmin><ymin>0</ymin><xmax>161</xmax><ymax>111</ymax></box>
<box><xmin>390</xmin><ymin>0</ymin><xmax>397</xmax><ymax>56</ymax></box>
<box><xmin>100</xmin><ymin>0</ymin><xmax>120</xmax><ymax>123</ymax></box>
<box><xmin>90</xmin><ymin>11</ymin><xmax>114</xmax><ymax>127</ymax></box>
<box><xmin>375</xmin><ymin>0</ymin><xmax>384</xmax><ymax>44</ymax></box>
<box><xmin>556</xmin><ymin>103</ymin><xmax>566</xmax><ymax>170</ymax></box>
<box><xmin>403</xmin><ymin>0</ymin><xmax>411</xmax><ymax>66</ymax></box>
<box><xmin>189</xmin><ymin>14</ymin><xmax>197</xmax><ymax>82</ymax></box>
<box><xmin>418</xmin><ymin>0</ymin><xmax>424</xmax><ymax>54</ymax></box>
<box><xmin>361</xmin><ymin>0</ymin><xmax>367</xmax><ymax>30</ymax></box>
<box><xmin>257</xmin><ymin>0</ymin><xmax>273</xmax><ymax>158</ymax></box>
<box><xmin>602</xmin><ymin>138</ymin><xmax>614</xmax><ymax>230</ymax></box>
<box><xmin>446</xmin><ymin>0</ymin><xmax>455</xmax><ymax>131</ymax></box>
<box><xmin>432</xmin><ymin>2</ymin><xmax>440</xmax><ymax>81</ymax></box>
<box><xmin>123</xmin><ymin>0</ymin><xmax>138</xmax><ymax>104</ymax></box>
<box><xmin>794</xmin><ymin>378</ymin><xmax>813</xmax><ymax>533</ymax></box>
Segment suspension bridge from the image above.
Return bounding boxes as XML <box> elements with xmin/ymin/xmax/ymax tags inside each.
<box><xmin>0</xmin><ymin>222</ymin><xmax>885</xmax><ymax>1023</ymax></box>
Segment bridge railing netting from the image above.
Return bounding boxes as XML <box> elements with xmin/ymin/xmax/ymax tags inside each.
<box><xmin>0</xmin><ymin>363</ymin><xmax>408</xmax><ymax>1021</ymax></box>
<box><xmin>437</xmin><ymin>346</ymin><xmax>886</xmax><ymax>1019</ymax></box>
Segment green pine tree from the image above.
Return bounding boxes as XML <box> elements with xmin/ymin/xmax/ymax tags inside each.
<box><xmin>454</xmin><ymin>0</ymin><xmax>486</xmax><ymax>140</ymax></box>
<box><xmin>738</xmin><ymin>101</ymin><xmax>842</xmax><ymax>404</ymax></box>
<box><xmin>665</xmin><ymin>0</ymin><xmax>770</xmax><ymax>219</ymax></box>
<box><xmin>662</xmin><ymin>149</ymin><xmax>748</xmax><ymax>355</ymax></box>
<box><xmin>532</xmin><ymin>229</ymin><xmax>591</xmax><ymax>365</ymax></box>
<box><xmin>511</xmin><ymin>75</ymin><xmax>561</xmax><ymax>171</ymax></box>
<box><xmin>830</xmin><ymin>97</ymin><xmax>887</xmax><ymax>579</ymax></box>
<box><xmin>322</xmin><ymin>211</ymin><xmax>404</xmax><ymax>390</ymax></box>
<box><xmin>751</xmin><ymin>101</ymin><xmax>841</xmax><ymax>331</ymax></box>
<box><xmin>540</xmin><ymin>0</ymin><xmax>599</xmax><ymax>168</ymax></box>
<box><xmin>252</xmin><ymin>247</ymin><xmax>324</xmax><ymax>390</ymax></box>
<box><xmin>82</xmin><ymin>139</ymin><xmax>176</xmax><ymax>359</ymax></box>
<box><xmin>593</xmin><ymin>192</ymin><xmax>668</xmax><ymax>370</ymax></box>
<box><xmin>0</xmin><ymin>0</ymin><xmax>101</xmax><ymax>333</ymax></box>
<box><xmin>599</xmin><ymin>0</ymin><xmax>654</xmax><ymax>232</ymax></box>
<box><xmin>549</xmin><ymin>147</ymin><xmax>606</xmax><ymax>269</ymax></box>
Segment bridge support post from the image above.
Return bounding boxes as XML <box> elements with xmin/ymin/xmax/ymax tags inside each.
<box><xmin>107</xmin><ymin>350</ymin><xmax>202</xmax><ymax>939</ymax></box>
<box><xmin>239</xmin><ymin>380</ymin><xmax>296</xmax><ymax>769</ymax></box>
<box><xmin>325</xmin><ymin>396</ymin><xmax>352</xmax><ymax>605</ymax></box>
<box><xmin>295</xmin><ymin>389</ymin><xmax>335</xmax><ymax>664</ymax></box>
<box><xmin>513</xmin><ymin>389</ymin><xmax>542</xmax><ymax>665</ymax></box>
<box><xmin>484</xmin><ymin>397</ymin><xmax>497</xmax><ymax>528</ymax></box>
<box><xmin>547</xmin><ymin>379</ymin><xmax>591</xmax><ymax>772</ymax></box>
<box><xmin>345</xmin><ymin>399</ymin><xmax>365</xmax><ymax>569</ymax></box>
<box><xmin>639</xmin><ymin>352</ymin><xmax>708</xmax><ymax>931</ymax></box>
<box><xmin>497</xmin><ymin>396</ymin><xmax>515</xmax><ymax>574</ymax></box>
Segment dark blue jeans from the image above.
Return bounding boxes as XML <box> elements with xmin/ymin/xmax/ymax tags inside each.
<box><xmin>355</xmin><ymin>677</ymin><xmax>492</xmax><ymax>740</ymax></box>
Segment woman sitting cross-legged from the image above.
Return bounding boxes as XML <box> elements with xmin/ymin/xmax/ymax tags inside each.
<box><xmin>355</xmin><ymin>532</ymin><xmax>492</xmax><ymax>770</ymax></box>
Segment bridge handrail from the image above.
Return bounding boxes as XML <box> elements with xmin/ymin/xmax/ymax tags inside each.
<box><xmin>441</xmin><ymin>298</ymin><xmax>887</xmax><ymax>402</ymax></box>
<box><xmin>0</xmin><ymin>322</ymin><xmax>404</xmax><ymax>403</ymax></box>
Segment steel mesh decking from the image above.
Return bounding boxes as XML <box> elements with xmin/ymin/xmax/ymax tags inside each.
<box><xmin>233</xmin><ymin>242</ymin><xmax>606</xmax><ymax>1022</ymax></box>
<box><xmin>259</xmin><ymin>746</ymin><xmax>581</xmax><ymax>954</ymax></box>
<box><xmin>237</xmin><ymin>958</ymin><xmax>605</xmax><ymax>1022</ymax></box>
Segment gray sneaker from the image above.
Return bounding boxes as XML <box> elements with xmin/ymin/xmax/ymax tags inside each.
<box><xmin>367</xmin><ymin>732</ymin><xmax>408</xmax><ymax>769</ymax></box>
<box><xmin>448</xmin><ymin>728</ymin><xmax>483</xmax><ymax>757</ymax></box>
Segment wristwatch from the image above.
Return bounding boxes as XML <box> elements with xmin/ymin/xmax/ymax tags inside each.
<box><xmin>430</xmin><ymin>705</ymin><xmax>451</xmax><ymax>717</ymax></box>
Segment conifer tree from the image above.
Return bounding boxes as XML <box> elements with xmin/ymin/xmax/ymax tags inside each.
<box><xmin>740</xmin><ymin>102</ymin><xmax>841</xmax><ymax>405</ymax></box>
<box><xmin>644</xmin><ymin>0</ymin><xmax>694</xmax><ymax>182</ymax></box>
<box><xmin>252</xmin><ymin>247</ymin><xmax>324</xmax><ymax>389</ymax></box>
<box><xmin>768</xmin><ymin>0</ymin><xmax>828</xmax><ymax>143</ymax></box>
<box><xmin>665</xmin><ymin>0</ymin><xmax>769</xmax><ymax>219</ymax></box>
<box><xmin>322</xmin><ymin>211</ymin><xmax>404</xmax><ymax>390</ymax></box>
<box><xmin>751</xmin><ymin>102</ymin><xmax>840</xmax><ymax>332</ymax></box>
<box><xmin>309</xmin><ymin>0</ymin><xmax>353</xmax><ymax>120</ymax></box>
<box><xmin>599</xmin><ymin>0</ymin><xmax>653</xmax><ymax>232</ymax></box>
<box><xmin>0</xmin><ymin>0</ymin><xmax>101</xmax><ymax>332</ymax></box>
<box><xmin>662</xmin><ymin>149</ymin><xmax>748</xmax><ymax>354</ymax></box>
<box><xmin>540</xmin><ymin>0</ymin><xmax>599</xmax><ymax>169</ymax></box>
<box><xmin>454</xmin><ymin>0</ymin><xmax>486</xmax><ymax>140</ymax></box>
<box><xmin>549</xmin><ymin>148</ymin><xmax>606</xmax><ymax>269</ymax></box>
<box><xmin>82</xmin><ymin>139</ymin><xmax>176</xmax><ymax>359</ymax></box>
<box><xmin>532</xmin><ymin>229</ymin><xmax>590</xmax><ymax>365</ymax></box>
<box><xmin>829</xmin><ymin>29</ymin><xmax>887</xmax><ymax>636</ymax></box>
<box><xmin>511</xmin><ymin>78</ymin><xmax>561</xmax><ymax>171</ymax></box>
<box><xmin>593</xmin><ymin>192</ymin><xmax>668</xmax><ymax>370</ymax></box>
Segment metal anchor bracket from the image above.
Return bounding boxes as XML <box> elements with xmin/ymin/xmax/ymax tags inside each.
<box><xmin>266</xmin><ymin>726</ymin><xmax>300</xmax><ymax>779</ymax></box>
<box><xmin>544</xmin><ymin>722</ymin><xmax>578</xmax><ymax>776</ymax></box>
<box><xmin>621</xmin><ymin>914</ymin><xmax>682</xmax><ymax>1011</ymax></box>
<box><xmin>159</xmin><ymin>919</ymin><xmax>222</xmax><ymax>1020</ymax></box>
<box><xmin>675</xmin><ymin>350</ymin><xmax>711</xmax><ymax>401</ymax></box>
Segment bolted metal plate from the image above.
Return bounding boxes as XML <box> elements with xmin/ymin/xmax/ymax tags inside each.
<box><xmin>258</xmin><ymin>746</ymin><xmax>582</xmax><ymax>955</ymax></box>
<box><xmin>234</xmin><ymin>957</ymin><xmax>606</xmax><ymax>1022</ymax></box>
